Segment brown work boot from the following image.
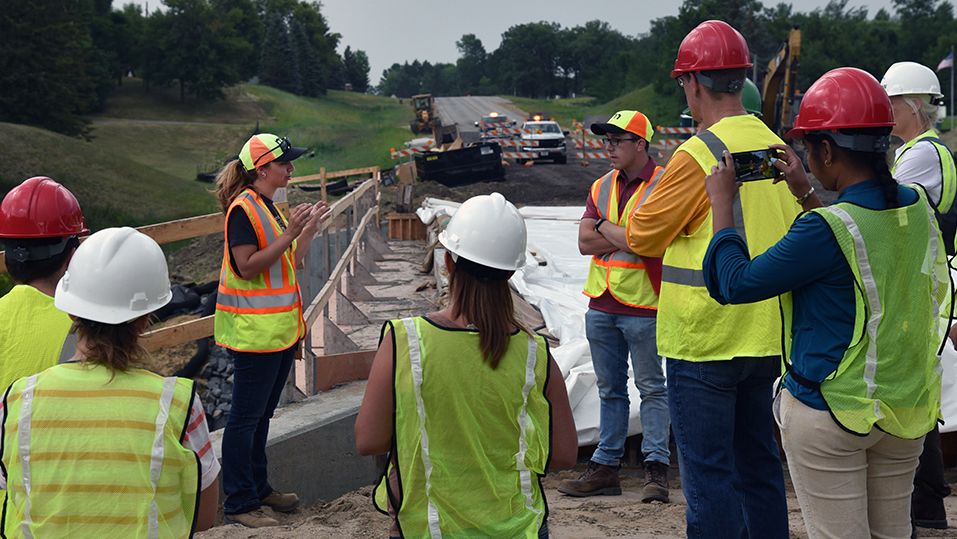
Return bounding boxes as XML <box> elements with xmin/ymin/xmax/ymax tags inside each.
<box><xmin>261</xmin><ymin>490</ymin><xmax>300</xmax><ymax>512</ymax></box>
<box><xmin>557</xmin><ymin>460</ymin><xmax>621</xmax><ymax>497</ymax></box>
<box><xmin>641</xmin><ymin>461</ymin><xmax>670</xmax><ymax>503</ymax></box>
<box><xmin>224</xmin><ymin>508</ymin><xmax>280</xmax><ymax>528</ymax></box>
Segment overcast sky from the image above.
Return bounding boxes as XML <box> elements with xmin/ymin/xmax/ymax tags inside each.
<box><xmin>131</xmin><ymin>0</ymin><xmax>899</xmax><ymax>84</ymax></box>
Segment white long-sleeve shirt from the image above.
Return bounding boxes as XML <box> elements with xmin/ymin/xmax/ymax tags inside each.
<box><xmin>894</xmin><ymin>140</ymin><xmax>944</xmax><ymax>205</ymax></box>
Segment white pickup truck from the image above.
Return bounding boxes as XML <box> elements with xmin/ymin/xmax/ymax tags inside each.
<box><xmin>519</xmin><ymin>120</ymin><xmax>568</xmax><ymax>164</ymax></box>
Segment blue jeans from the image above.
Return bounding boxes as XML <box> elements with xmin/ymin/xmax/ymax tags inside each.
<box><xmin>222</xmin><ymin>344</ymin><xmax>296</xmax><ymax>514</ymax></box>
<box><xmin>585</xmin><ymin>310</ymin><xmax>669</xmax><ymax>466</ymax></box>
<box><xmin>667</xmin><ymin>357</ymin><xmax>788</xmax><ymax>539</ymax></box>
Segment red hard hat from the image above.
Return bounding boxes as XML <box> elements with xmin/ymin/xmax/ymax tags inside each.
<box><xmin>671</xmin><ymin>20</ymin><xmax>753</xmax><ymax>78</ymax></box>
<box><xmin>0</xmin><ymin>177</ymin><xmax>88</xmax><ymax>238</ymax></box>
<box><xmin>786</xmin><ymin>68</ymin><xmax>895</xmax><ymax>140</ymax></box>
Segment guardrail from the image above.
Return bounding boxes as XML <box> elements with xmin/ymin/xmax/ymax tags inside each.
<box><xmin>0</xmin><ymin>166</ymin><xmax>382</xmax><ymax>371</ymax></box>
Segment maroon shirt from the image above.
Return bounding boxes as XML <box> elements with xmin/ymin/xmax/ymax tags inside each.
<box><xmin>582</xmin><ymin>159</ymin><xmax>662</xmax><ymax>317</ymax></box>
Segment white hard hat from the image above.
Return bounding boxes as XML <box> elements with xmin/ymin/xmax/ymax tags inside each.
<box><xmin>881</xmin><ymin>61</ymin><xmax>944</xmax><ymax>98</ymax></box>
<box><xmin>55</xmin><ymin>227</ymin><xmax>172</xmax><ymax>324</ymax></box>
<box><xmin>439</xmin><ymin>193</ymin><xmax>526</xmax><ymax>271</ymax></box>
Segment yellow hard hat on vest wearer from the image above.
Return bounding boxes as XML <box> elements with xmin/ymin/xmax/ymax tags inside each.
<box><xmin>590</xmin><ymin>111</ymin><xmax>654</xmax><ymax>143</ymax></box>
<box><xmin>239</xmin><ymin>133</ymin><xmax>308</xmax><ymax>171</ymax></box>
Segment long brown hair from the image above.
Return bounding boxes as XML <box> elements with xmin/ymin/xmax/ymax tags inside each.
<box><xmin>72</xmin><ymin>317</ymin><xmax>147</xmax><ymax>373</ymax></box>
<box><xmin>214</xmin><ymin>159</ymin><xmax>257</xmax><ymax>213</ymax></box>
<box><xmin>448</xmin><ymin>256</ymin><xmax>526</xmax><ymax>369</ymax></box>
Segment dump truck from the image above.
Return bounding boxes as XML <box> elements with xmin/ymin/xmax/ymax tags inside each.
<box><xmin>410</xmin><ymin>93</ymin><xmax>441</xmax><ymax>134</ymax></box>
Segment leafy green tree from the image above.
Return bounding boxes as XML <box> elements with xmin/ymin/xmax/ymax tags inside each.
<box><xmin>456</xmin><ymin>34</ymin><xmax>488</xmax><ymax>94</ymax></box>
<box><xmin>0</xmin><ymin>0</ymin><xmax>98</xmax><ymax>135</ymax></box>
<box><xmin>492</xmin><ymin>22</ymin><xmax>562</xmax><ymax>97</ymax></box>
<box><xmin>343</xmin><ymin>46</ymin><xmax>371</xmax><ymax>92</ymax></box>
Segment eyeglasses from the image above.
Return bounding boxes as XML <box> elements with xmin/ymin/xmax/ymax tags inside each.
<box><xmin>603</xmin><ymin>137</ymin><xmax>640</xmax><ymax>148</ymax></box>
<box><xmin>253</xmin><ymin>137</ymin><xmax>291</xmax><ymax>167</ymax></box>
<box><xmin>676</xmin><ymin>74</ymin><xmax>691</xmax><ymax>88</ymax></box>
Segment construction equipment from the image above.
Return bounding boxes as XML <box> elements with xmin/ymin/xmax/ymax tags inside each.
<box><xmin>410</xmin><ymin>93</ymin><xmax>441</xmax><ymax>134</ymax></box>
<box><xmin>762</xmin><ymin>26</ymin><xmax>802</xmax><ymax>135</ymax></box>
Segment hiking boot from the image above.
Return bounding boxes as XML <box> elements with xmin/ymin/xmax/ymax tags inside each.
<box><xmin>224</xmin><ymin>508</ymin><xmax>280</xmax><ymax>528</ymax></box>
<box><xmin>557</xmin><ymin>460</ymin><xmax>621</xmax><ymax>497</ymax></box>
<box><xmin>641</xmin><ymin>461</ymin><xmax>670</xmax><ymax>503</ymax></box>
<box><xmin>261</xmin><ymin>490</ymin><xmax>300</xmax><ymax>513</ymax></box>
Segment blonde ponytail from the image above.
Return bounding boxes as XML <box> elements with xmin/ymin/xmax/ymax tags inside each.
<box><xmin>215</xmin><ymin>159</ymin><xmax>256</xmax><ymax>213</ymax></box>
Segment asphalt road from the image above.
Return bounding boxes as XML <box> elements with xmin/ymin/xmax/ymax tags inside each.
<box><xmin>434</xmin><ymin>96</ymin><xmax>527</xmax><ymax>137</ymax></box>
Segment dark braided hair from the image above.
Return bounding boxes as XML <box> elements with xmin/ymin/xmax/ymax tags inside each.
<box><xmin>805</xmin><ymin>127</ymin><xmax>898</xmax><ymax>207</ymax></box>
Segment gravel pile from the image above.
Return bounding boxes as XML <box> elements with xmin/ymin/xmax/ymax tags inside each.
<box><xmin>199</xmin><ymin>342</ymin><xmax>234</xmax><ymax>431</ymax></box>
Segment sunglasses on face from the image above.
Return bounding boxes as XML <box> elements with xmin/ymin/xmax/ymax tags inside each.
<box><xmin>253</xmin><ymin>137</ymin><xmax>291</xmax><ymax>167</ymax></box>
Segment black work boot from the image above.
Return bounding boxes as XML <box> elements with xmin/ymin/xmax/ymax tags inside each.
<box><xmin>641</xmin><ymin>461</ymin><xmax>670</xmax><ymax>503</ymax></box>
<box><xmin>557</xmin><ymin>460</ymin><xmax>621</xmax><ymax>497</ymax></box>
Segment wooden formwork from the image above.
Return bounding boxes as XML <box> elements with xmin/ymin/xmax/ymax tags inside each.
<box><xmin>387</xmin><ymin>212</ymin><xmax>427</xmax><ymax>240</ymax></box>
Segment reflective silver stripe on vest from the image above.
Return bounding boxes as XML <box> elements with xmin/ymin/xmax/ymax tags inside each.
<box><xmin>824</xmin><ymin>206</ymin><xmax>883</xmax><ymax>414</ymax></box>
<box><xmin>17</xmin><ymin>374</ymin><xmax>39</xmax><ymax>539</ymax></box>
<box><xmin>918</xmin><ymin>190</ymin><xmax>946</xmax><ymax>377</ymax></box>
<box><xmin>148</xmin><ymin>377</ymin><xmax>178</xmax><ymax>539</ymax></box>
<box><xmin>696</xmin><ymin>130</ymin><xmax>748</xmax><ymax>243</ymax></box>
<box><xmin>57</xmin><ymin>333</ymin><xmax>77</xmax><ymax>364</ymax></box>
<box><xmin>515</xmin><ymin>336</ymin><xmax>543</xmax><ymax>516</ymax></box>
<box><xmin>593</xmin><ymin>171</ymin><xmax>615</xmax><ymax>220</ymax></box>
<box><xmin>660</xmin><ymin>266</ymin><xmax>707</xmax><ymax>287</ymax></box>
<box><xmin>236</xmin><ymin>192</ymin><xmax>285</xmax><ymax>289</ymax></box>
<box><xmin>216</xmin><ymin>291</ymin><xmax>299</xmax><ymax>310</ymax></box>
<box><xmin>595</xmin><ymin>167</ymin><xmax>667</xmax><ymax>266</ymax></box>
<box><xmin>401</xmin><ymin>318</ymin><xmax>443</xmax><ymax>538</ymax></box>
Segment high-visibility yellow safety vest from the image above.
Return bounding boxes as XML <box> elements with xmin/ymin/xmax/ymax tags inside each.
<box><xmin>808</xmin><ymin>186</ymin><xmax>950</xmax><ymax>438</ymax></box>
<box><xmin>893</xmin><ymin>128</ymin><xmax>957</xmax><ymax>255</ymax></box>
<box><xmin>657</xmin><ymin>115</ymin><xmax>802</xmax><ymax>361</ymax></box>
<box><xmin>2</xmin><ymin>363</ymin><xmax>200</xmax><ymax>538</ymax></box>
<box><xmin>373</xmin><ymin>317</ymin><xmax>551</xmax><ymax>538</ymax></box>
<box><xmin>215</xmin><ymin>187</ymin><xmax>304</xmax><ymax>353</ymax></box>
<box><xmin>583</xmin><ymin>167</ymin><xmax>665</xmax><ymax>309</ymax></box>
<box><xmin>0</xmin><ymin>285</ymin><xmax>75</xmax><ymax>392</ymax></box>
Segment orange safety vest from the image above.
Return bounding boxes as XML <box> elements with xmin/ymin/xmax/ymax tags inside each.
<box><xmin>214</xmin><ymin>187</ymin><xmax>304</xmax><ymax>353</ymax></box>
<box><xmin>582</xmin><ymin>167</ymin><xmax>664</xmax><ymax>309</ymax></box>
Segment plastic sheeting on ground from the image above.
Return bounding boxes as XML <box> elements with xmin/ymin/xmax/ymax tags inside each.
<box><xmin>418</xmin><ymin>198</ymin><xmax>957</xmax><ymax>442</ymax></box>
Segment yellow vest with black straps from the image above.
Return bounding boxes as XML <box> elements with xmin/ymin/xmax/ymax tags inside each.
<box><xmin>808</xmin><ymin>186</ymin><xmax>950</xmax><ymax>438</ymax></box>
<box><xmin>373</xmin><ymin>317</ymin><xmax>551</xmax><ymax>538</ymax></box>
<box><xmin>893</xmin><ymin>128</ymin><xmax>957</xmax><ymax>255</ymax></box>
<box><xmin>215</xmin><ymin>187</ymin><xmax>304</xmax><ymax>353</ymax></box>
<box><xmin>583</xmin><ymin>167</ymin><xmax>664</xmax><ymax>309</ymax></box>
<box><xmin>2</xmin><ymin>363</ymin><xmax>199</xmax><ymax>538</ymax></box>
<box><xmin>657</xmin><ymin>114</ymin><xmax>802</xmax><ymax>361</ymax></box>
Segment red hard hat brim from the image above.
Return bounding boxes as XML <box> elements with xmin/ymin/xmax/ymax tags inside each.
<box><xmin>671</xmin><ymin>63</ymin><xmax>754</xmax><ymax>79</ymax></box>
<box><xmin>0</xmin><ymin>227</ymin><xmax>90</xmax><ymax>239</ymax></box>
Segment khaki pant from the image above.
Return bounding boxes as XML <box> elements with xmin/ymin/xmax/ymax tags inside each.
<box><xmin>776</xmin><ymin>389</ymin><xmax>924</xmax><ymax>539</ymax></box>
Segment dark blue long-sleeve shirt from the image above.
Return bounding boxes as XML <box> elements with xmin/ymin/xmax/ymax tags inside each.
<box><xmin>703</xmin><ymin>180</ymin><xmax>917</xmax><ymax>410</ymax></box>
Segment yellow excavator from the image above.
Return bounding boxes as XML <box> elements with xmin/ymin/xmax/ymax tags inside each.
<box><xmin>410</xmin><ymin>93</ymin><xmax>441</xmax><ymax>134</ymax></box>
<box><xmin>762</xmin><ymin>26</ymin><xmax>802</xmax><ymax>135</ymax></box>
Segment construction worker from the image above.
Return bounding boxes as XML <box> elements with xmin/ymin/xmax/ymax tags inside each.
<box><xmin>0</xmin><ymin>177</ymin><xmax>87</xmax><ymax>391</ymax></box>
<box><xmin>881</xmin><ymin>60</ymin><xmax>957</xmax><ymax>533</ymax></box>
<box><xmin>704</xmin><ymin>66</ymin><xmax>950</xmax><ymax>539</ymax></box>
<box><xmin>682</xmin><ymin>77</ymin><xmax>763</xmax><ymax>120</ymax></box>
<box><xmin>355</xmin><ymin>193</ymin><xmax>577</xmax><ymax>538</ymax></box>
<box><xmin>883</xmin><ymin>61</ymin><xmax>957</xmax><ymax>254</ymax></box>
<box><xmin>626</xmin><ymin>20</ymin><xmax>801</xmax><ymax>538</ymax></box>
<box><xmin>214</xmin><ymin>133</ymin><xmax>330</xmax><ymax>528</ymax></box>
<box><xmin>557</xmin><ymin>110</ymin><xmax>670</xmax><ymax>503</ymax></box>
<box><xmin>0</xmin><ymin>227</ymin><xmax>221</xmax><ymax>536</ymax></box>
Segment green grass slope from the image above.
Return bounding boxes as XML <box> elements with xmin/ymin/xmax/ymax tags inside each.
<box><xmin>0</xmin><ymin>81</ymin><xmax>414</xmax><ymax>233</ymax></box>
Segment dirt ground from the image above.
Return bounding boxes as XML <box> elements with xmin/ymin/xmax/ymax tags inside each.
<box><xmin>196</xmin><ymin>462</ymin><xmax>957</xmax><ymax>538</ymax></box>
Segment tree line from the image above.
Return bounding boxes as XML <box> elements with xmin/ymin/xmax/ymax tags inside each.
<box><xmin>0</xmin><ymin>0</ymin><xmax>371</xmax><ymax>137</ymax></box>
<box><xmin>378</xmin><ymin>0</ymin><xmax>957</xmax><ymax>114</ymax></box>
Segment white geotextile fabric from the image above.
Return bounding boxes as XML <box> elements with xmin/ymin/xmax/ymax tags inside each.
<box><xmin>417</xmin><ymin>197</ymin><xmax>957</xmax><ymax>442</ymax></box>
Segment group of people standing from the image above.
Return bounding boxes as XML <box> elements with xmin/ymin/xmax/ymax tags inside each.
<box><xmin>555</xmin><ymin>19</ymin><xmax>957</xmax><ymax>539</ymax></box>
<box><xmin>0</xmin><ymin>16</ymin><xmax>953</xmax><ymax>539</ymax></box>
